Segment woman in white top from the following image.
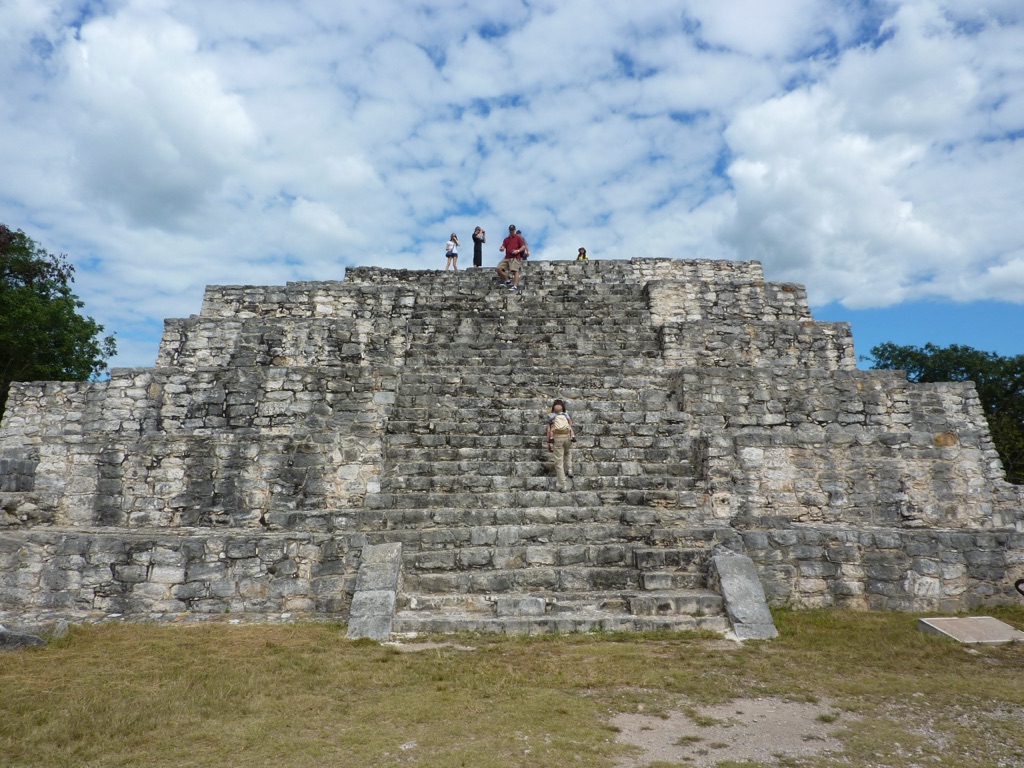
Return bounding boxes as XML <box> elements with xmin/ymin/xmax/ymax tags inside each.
<box><xmin>445</xmin><ymin>233</ymin><xmax>460</xmax><ymax>271</ymax></box>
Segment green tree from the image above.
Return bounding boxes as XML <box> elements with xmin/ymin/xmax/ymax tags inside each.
<box><xmin>0</xmin><ymin>225</ymin><xmax>116</xmax><ymax>422</ymax></box>
<box><xmin>867</xmin><ymin>342</ymin><xmax>1024</xmax><ymax>485</ymax></box>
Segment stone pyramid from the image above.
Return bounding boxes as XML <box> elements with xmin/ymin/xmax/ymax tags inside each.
<box><xmin>1</xmin><ymin>259</ymin><xmax>1021</xmax><ymax>635</ymax></box>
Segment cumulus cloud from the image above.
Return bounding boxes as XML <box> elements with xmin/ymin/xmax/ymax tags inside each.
<box><xmin>63</xmin><ymin>6</ymin><xmax>258</xmax><ymax>227</ymax></box>
<box><xmin>0</xmin><ymin>0</ymin><xmax>1021</xmax><ymax>367</ymax></box>
<box><xmin>722</xmin><ymin>0</ymin><xmax>1024</xmax><ymax>307</ymax></box>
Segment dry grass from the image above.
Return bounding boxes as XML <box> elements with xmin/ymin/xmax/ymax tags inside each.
<box><xmin>0</xmin><ymin>607</ymin><xmax>1022</xmax><ymax>767</ymax></box>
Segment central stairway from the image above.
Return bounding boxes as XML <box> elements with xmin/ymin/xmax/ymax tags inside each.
<box><xmin>350</xmin><ymin>266</ymin><xmax>739</xmax><ymax>633</ymax></box>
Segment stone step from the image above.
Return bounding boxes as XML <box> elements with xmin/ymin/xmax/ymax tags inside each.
<box><xmin>385</xmin><ymin>407</ymin><xmax>684</xmax><ymax>422</ymax></box>
<box><xmin>405</xmin><ymin>319</ymin><xmax>659</xmax><ymax>331</ymax></box>
<box><xmin>383</xmin><ymin>444</ymin><xmax>693</xmax><ymax>460</ymax></box>
<box><xmin>407</xmin><ymin>335</ymin><xmax>660</xmax><ymax>346</ymax></box>
<box><xmin>403</xmin><ymin>564</ymin><xmax>644</xmax><ymax>593</ymax></box>
<box><xmin>640</xmin><ymin>571</ymin><xmax>706</xmax><ymax>590</ymax></box>
<box><xmin>390</xmin><ymin>611</ymin><xmax>731</xmax><ymax>635</ymax></box>
<box><xmin>373</xmin><ymin>521</ymin><xmax>657</xmax><ymax>548</ymax></box>
<box><xmin>380</xmin><ymin>411</ymin><xmax>684</xmax><ymax>423</ymax></box>
<box><xmin>402</xmin><ymin>542</ymin><xmax>675</xmax><ymax>571</ymax></box>
<box><xmin>365</xmin><ymin>488</ymin><xmax>704</xmax><ymax>510</ymax></box>
<box><xmin>400</xmin><ymin>362</ymin><xmax>662</xmax><ymax>376</ymax></box>
<box><xmin>403</xmin><ymin>282</ymin><xmax>651</xmax><ymax>296</ymax></box>
<box><xmin>385</xmin><ymin>438</ymin><xmax>696</xmax><ymax>456</ymax></box>
<box><xmin>390</xmin><ymin>588</ymin><xmax>729</xmax><ymax>635</ymax></box>
<box><xmin>390</xmin><ymin>408</ymin><xmax>678</xmax><ymax>422</ymax></box>
<box><xmin>396</xmin><ymin>369</ymin><xmax>669</xmax><ymax>383</ymax></box>
<box><xmin>382</xmin><ymin>522</ymin><xmax>736</xmax><ymax>547</ymax></box>
<box><xmin>401</xmin><ymin>351</ymin><xmax>661</xmax><ymax>364</ymax></box>
<box><xmin>404</xmin><ymin>320</ymin><xmax>657</xmax><ymax>331</ymax></box>
<box><xmin>632</xmin><ymin>546</ymin><xmax>708</xmax><ymax>570</ymax></box>
<box><xmin>403</xmin><ymin>346</ymin><xmax>662</xmax><ymax>358</ymax></box>
<box><xmin>384</xmin><ymin>431</ymin><xmax>689</xmax><ymax>447</ymax></box>
<box><xmin>403</xmin><ymin>294</ymin><xmax>652</xmax><ymax>309</ymax></box>
<box><xmin>361</xmin><ymin>506</ymin><xmax>705</xmax><ymax>531</ymax></box>
<box><xmin>379</xmin><ymin>475</ymin><xmax>696</xmax><ymax>493</ymax></box>
<box><xmin>397</xmin><ymin>588</ymin><xmax>723</xmax><ymax>616</ymax></box>
<box><xmin>381</xmin><ymin>460</ymin><xmax>694</xmax><ymax>477</ymax></box>
<box><xmin>262</xmin><ymin>504</ymin><xmax>711</xmax><ymax>533</ymax></box>
<box><xmin>392</xmin><ymin>381</ymin><xmax>672</xmax><ymax>398</ymax></box>
<box><xmin>399</xmin><ymin>544</ymin><xmax>714</xmax><ymax>574</ymax></box>
<box><xmin>382</xmin><ymin>435</ymin><xmax>691</xmax><ymax>451</ymax></box>
<box><xmin>404</xmin><ymin>327</ymin><xmax>658</xmax><ymax>340</ymax></box>
<box><xmin>391</xmin><ymin>393</ymin><xmax>676</xmax><ymax>408</ymax></box>
<box><xmin>627</xmin><ymin>589</ymin><xmax>723</xmax><ymax>614</ymax></box>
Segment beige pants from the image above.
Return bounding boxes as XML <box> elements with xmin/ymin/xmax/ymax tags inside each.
<box><xmin>552</xmin><ymin>434</ymin><xmax>573</xmax><ymax>484</ymax></box>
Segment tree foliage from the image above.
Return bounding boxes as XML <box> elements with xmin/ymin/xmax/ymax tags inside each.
<box><xmin>0</xmin><ymin>225</ymin><xmax>116</xmax><ymax>421</ymax></box>
<box><xmin>867</xmin><ymin>341</ymin><xmax>1024</xmax><ymax>485</ymax></box>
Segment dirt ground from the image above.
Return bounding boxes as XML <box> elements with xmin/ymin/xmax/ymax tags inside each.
<box><xmin>611</xmin><ymin>696</ymin><xmax>847</xmax><ymax>767</ymax></box>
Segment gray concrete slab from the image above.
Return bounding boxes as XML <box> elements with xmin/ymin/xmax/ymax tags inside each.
<box><xmin>918</xmin><ymin>616</ymin><xmax>1024</xmax><ymax>645</ymax></box>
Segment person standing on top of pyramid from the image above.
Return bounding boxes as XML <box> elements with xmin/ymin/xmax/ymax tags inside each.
<box><xmin>516</xmin><ymin>230</ymin><xmax>530</xmax><ymax>261</ymax></box>
<box><xmin>497</xmin><ymin>224</ymin><xmax>526</xmax><ymax>291</ymax></box>
<box><xmin>445</xmin><ymin>233</ymin><xmax>460</xmax><ymax>271</ymax></box>
<box><xmin>546</xmin><ymin>399</ymin><xmax>576</xmax><ymax>492</ymax></box>
<box><xmin>472</xmin><ymin>226</ymin><xmax>486</xmax><ymax>268</ymax></box>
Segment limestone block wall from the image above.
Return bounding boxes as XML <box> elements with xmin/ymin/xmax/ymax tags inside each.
<box><xmin>0</xmin><ymin>369</ymin><xmax>393</xmax><ymax>528</ymax></box>
<box><xmin>660</xmin><ymin>321</ymin><xmax>856</xmax><ymax>370</ymax></box>
<box><xmin>198</xmin><ymin>281</ymin><xmax>416</xmax><ymax>320</ymax></box>
<box><xmin>629</xmin><ymin>257</ymin><xmax>765</xmax><ymax>285</ymax></box>
<box><xmin>678</xmin><ymin>369</ymin><xmax>1015</xmax><ymax>528</ymax></box>
<box><xmin>0</xmin><ymin>300</ymin><xmax>407</xmax><ymax>528</ymax></box>
<box><xmin>0</xmin><ymin>457</ymin><xmax>37</xmax><ymax>492</ymax></box>
<box><xmin>738</xmin><ymin>522</ymin><xmax>1024</xmax><ymax>611</ymax></box>
<box><xmin>645</xmin><ymin>280</ymin><xmax>812</xmax><ymax>325</ymax></box>
<box><xmin>0</xmin><ymin>257</ymin><xmax>1021</xmax><ymax>625</ymax></box>
<box><xmin>158</xmin><ymin>316</ymin><xmax>397</xmax><ymax>369</ymax></box>
<box><xmin>0</xmin><ymin>531</ymin><xmax>359</xmax><ymax>619</ymax></box>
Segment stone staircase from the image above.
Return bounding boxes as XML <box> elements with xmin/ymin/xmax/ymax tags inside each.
<box><xmin>355</xmin><ymin>270</ymin><xmax>733</xmax><ymax>632</ymax></box>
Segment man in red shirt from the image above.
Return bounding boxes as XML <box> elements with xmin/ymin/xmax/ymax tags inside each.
<box><xmin>497</xmin><ymin>224</ymin><xmax>526</xmax><ymax>291</ymax></box>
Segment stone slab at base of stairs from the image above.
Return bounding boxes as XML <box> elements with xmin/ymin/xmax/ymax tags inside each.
<box><xmin>346</xmin><ymin>543</ymin><xmax>403</xmax><ymax>640</ymax></box>
<box><xmin>708</xmin><ymin>553</ymin><xmax>779</xmax><ymax>640</ymax></box>
<box><xmin>917</xmin><ymin>616</ymin><xmax>1024</xmax><ymax>645</ymax></box>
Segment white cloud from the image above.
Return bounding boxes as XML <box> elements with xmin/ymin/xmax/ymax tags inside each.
<box><xmin>721</xmin><ymin>0</ymin><xmax>1024</xmax><ymax>308</ymax></box>
<box><xmin>0</xmin><ymin>0</ymin><xmax>1022</xmax><ymax>368</ymax></box>
<box><xmin>62</xmin><ymin>6</ymin><xmax>257</xmax><ymax>227</ymax></box>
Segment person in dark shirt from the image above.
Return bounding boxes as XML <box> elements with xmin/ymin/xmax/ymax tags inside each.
<box><xmin>517</xmin><ymin>230</ymin><xmax>530</xmax><ymax>260</ymax></box>
<box><xmin>472</xmin><ymin>227</ymin><xmax>486</xmax><ymax>268</ymax></box>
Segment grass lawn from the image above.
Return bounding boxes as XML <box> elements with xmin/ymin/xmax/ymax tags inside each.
<box><xmin>1</xmin><ymin>607</ymin><xmax>1022</xmax><ymax>768</ymax></box>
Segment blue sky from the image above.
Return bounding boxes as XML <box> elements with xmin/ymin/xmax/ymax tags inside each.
<box><xmin>818</xmin><ymin>300</ymin><xmax>1024</xmax><ymax>364</ymax></box>
<box><xmin>1</xmin><ymin>0</ymin><xmax>1022</xmax><ymax>369</ymax></box>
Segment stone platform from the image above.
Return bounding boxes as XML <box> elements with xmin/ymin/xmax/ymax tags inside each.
<box><xmin>1</xmin><ymin>259</ymin><xmax>1022</xmax><ymax>636</ymax></box>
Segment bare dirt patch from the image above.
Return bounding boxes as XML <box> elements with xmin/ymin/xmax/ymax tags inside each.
<box><xmin>611</xmin><ymin>696</ymin><xmax>847</xmax><ymax>767</ymax></box>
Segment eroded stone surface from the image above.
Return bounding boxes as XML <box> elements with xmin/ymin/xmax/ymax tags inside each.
<box><xmin>0</xmin><ymin>259</ymin><xmax>1021</xmax><ymax>633</ymax></box>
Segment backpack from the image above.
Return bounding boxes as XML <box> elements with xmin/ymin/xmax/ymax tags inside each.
<box><xmin>550</xmin><ymin>413</ymin><xmax>570</xmax><ymax>433</ymax></box>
